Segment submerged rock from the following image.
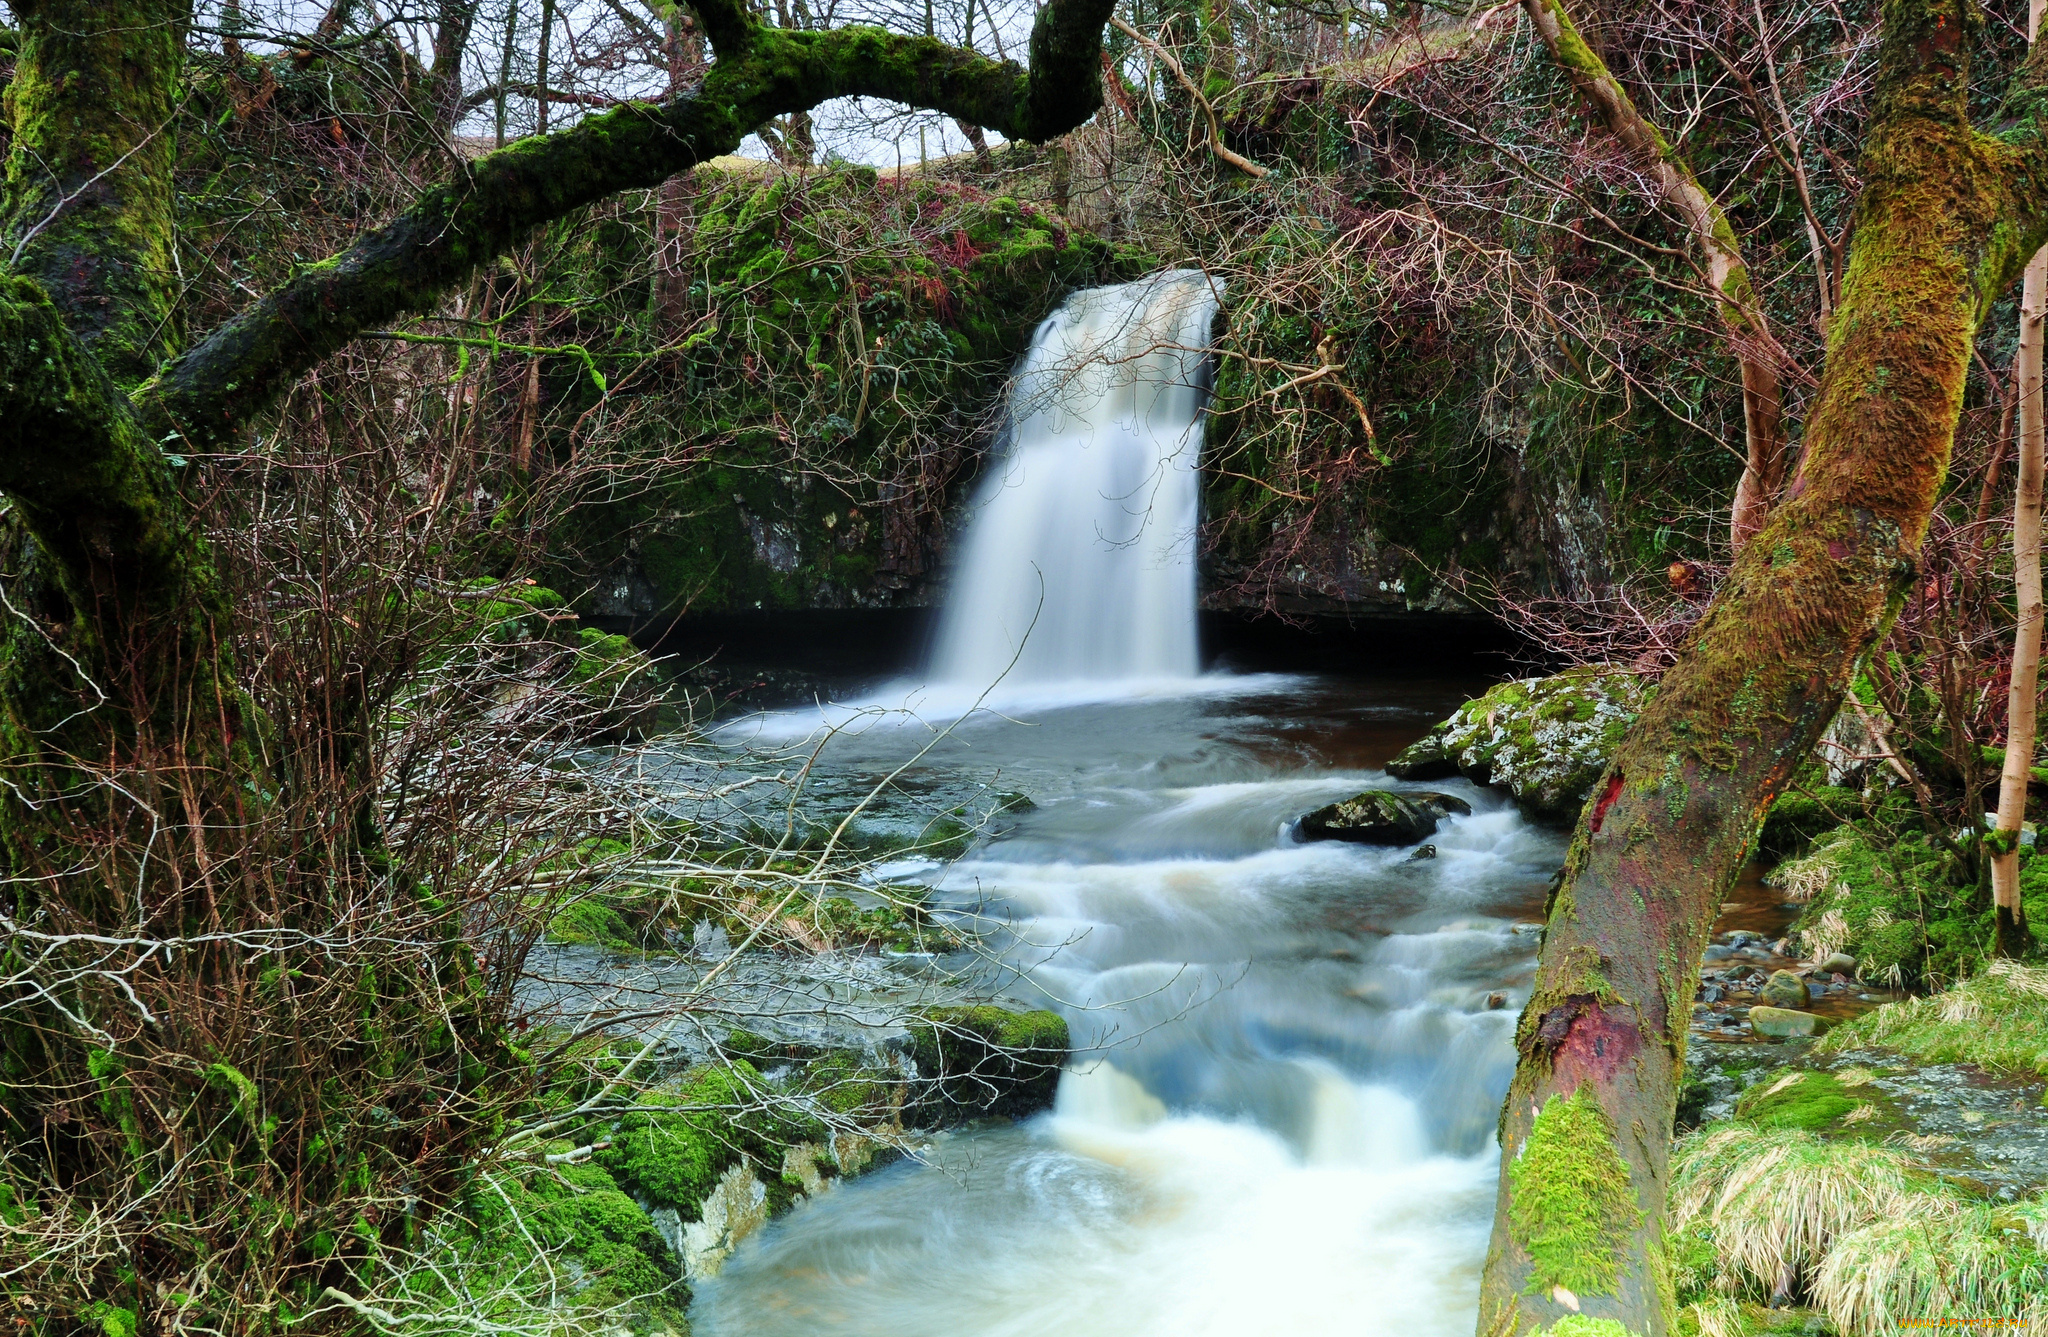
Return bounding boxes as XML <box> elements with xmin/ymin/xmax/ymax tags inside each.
<box><xmin>1749</xmin><ymin>1005</ymin><xmax>1823</xmax><ymax>1038</ymax></box>
<box><xmin>1296</xmin><ymin>790</ymin><xmax>1471</xmax><ymax>845</ymax></box>
<box><xmin>1385</xmin><ymin>666</ymin><xmax>1650</xmax><ymax>824</ymax></box>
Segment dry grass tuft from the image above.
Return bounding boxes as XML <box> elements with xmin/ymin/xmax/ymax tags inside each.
<box><xmin>1813</xmin><ymin>1201</ymin><xmax>2048</xmax><ymax>1336</ymax></box>
<box><xmin>1821</xmin><ymin>960</ymin><xmax>2048</xmax><ymax>1077</ymax></box>
<box><xmin>1765</xmin><ymin>830</ymin><xmax>1857</xmax><ymax>904</ymax></box>
<box><xmin>1670</xmin><ymin>1125</ymin><xmax>1928</xmax><ymax>1292</ymax></box>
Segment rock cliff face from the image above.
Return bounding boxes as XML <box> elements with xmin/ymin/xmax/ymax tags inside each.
<box><xmin>552</xmin><ymin>163</ymin><xmax>1154</xmax><ymax>623</ymax></box>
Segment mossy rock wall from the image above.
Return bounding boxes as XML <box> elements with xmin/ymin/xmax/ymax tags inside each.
<box><xmin>552</xmin><ymin>165</ymin><xmax>1154</xmax><ymax>620</ymax></box>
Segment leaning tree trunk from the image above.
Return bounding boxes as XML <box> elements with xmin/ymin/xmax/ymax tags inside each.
<box><xmin>1478</xmin><ymin>2</ymin><xmax>2048</xmax><ymax>1333</ymax></box>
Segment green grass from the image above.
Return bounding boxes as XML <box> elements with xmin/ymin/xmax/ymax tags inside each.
<box><xmin>1819</xmin><ymin>960</ymin><xmax>2048</xmax><ymax>1078</ymax></box>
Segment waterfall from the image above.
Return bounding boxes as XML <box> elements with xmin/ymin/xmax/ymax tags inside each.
<box><xmin>929</xmin><ymin>269</ymin><xmax>1220</xmax><ymax>686</ymax></box>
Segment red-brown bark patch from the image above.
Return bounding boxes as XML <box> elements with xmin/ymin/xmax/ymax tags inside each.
<box><xmin>1529</xmin><ymin>995</ymin><xmax>1641</xmax><ymax>1084</ymax></box>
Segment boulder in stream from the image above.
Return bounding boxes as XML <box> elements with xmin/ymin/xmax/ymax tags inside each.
<box><xmin>1297</xmin><ymin>790</ymin><xmax>1471</xmax><ymax>845</ymax></box>
<box><xmin>1759</xmin><ymin>969</ymin><xmax>1811</xmax><ymax>1010</ymax></box>
<box><xmin>1386</xmin><ymin>666</ymin><xmax>1650</xmax><ymax>824</ymax></box>
<box><xmin>906</xmin><ymin>1004</ymin><xmax>1070</xmax><ymax>1120</ymax></box>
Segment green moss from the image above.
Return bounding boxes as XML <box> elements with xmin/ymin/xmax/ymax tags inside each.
<box><xmin>546</xmin><ymin>898</ymin><xmax>641</xmax><ymax>951</ymax></box>
<box><xmin>906</xmin><ymin>1004</ymin><xmax>1068</xmax><ymax>1120</ymax></box>
<box><xmin>1773</xmin><ymin>820</ymin><xmax>2045</xmax><ymax>989</ymax></box>
<box><xmin>1758</xmin><ymin>785</ymin><xmax>1864</xmax><ymax>857</ymax></box>
<box><xmin>1734</xmin><ymin>1069</ymin><xmax>1870</xmax><ymax>1132</ymax></box>
<box><xmin>464</xmin><ymin>1159</ymin><xmax>679</xmax><ymax>1311</ymax></box>
<box><xmin>595</xmin><ymin>1061</ymin><xmax>821</xmax><ymax>1214</ymax></box>
<box><xmin>1532</xmin><ymin>1319</ymin><xmax>1642</xmax><ymax>1337</ymax></box>
<box><xmin>1509</xmin><ymin>1087</ymin><xmax>1643</xmax><ymax>1300</ymax></box>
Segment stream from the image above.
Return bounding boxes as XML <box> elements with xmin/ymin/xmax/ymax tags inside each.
<box><xmin>690</xmin><ymin>676</ymin><xmax>1565</xmax><ymax>1336</ymax></box>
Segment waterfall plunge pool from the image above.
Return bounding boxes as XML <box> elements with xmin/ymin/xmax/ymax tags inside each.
<box><xmin>677</xmin><ymin>272</ymin><xmax>1557</xmax><ymax>1335</ymax></box>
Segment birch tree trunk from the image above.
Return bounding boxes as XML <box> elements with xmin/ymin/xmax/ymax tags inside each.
<box><xmin>1992</xmin><ymin>0</ymin><xmax>2047</xmax><ymax>953</ymax></box>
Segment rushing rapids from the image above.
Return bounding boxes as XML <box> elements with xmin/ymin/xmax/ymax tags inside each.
<box><xmin>692</xmin><ymin>685</ymin><xmax>1557</xmax><ymax>1336</ymax></box>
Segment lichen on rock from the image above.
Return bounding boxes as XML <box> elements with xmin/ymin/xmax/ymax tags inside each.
<box><xmin>1388</xmin><ymin>666</ymin><xmax>1650</xmax><ymax>824</ymax></box>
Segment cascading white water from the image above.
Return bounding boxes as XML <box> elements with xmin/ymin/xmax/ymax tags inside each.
<box><xmin>929</xmin><ymin>269</ymin><xmax>1220</xmax><ymax>686</ymax></box>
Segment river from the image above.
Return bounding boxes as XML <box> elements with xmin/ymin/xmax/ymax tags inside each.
<box><xmin>689</xmin><ymin>675</ymin><xmax>1564</xmax><ymax>1336</ymax></box>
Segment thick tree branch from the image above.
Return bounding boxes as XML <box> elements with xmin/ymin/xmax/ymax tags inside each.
<box><xmin>141</xmin><ymin>0</ymin><xmax>1114</xmax><ymax>451</ymax></box>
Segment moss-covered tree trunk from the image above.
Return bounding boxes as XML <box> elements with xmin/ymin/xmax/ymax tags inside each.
<box><xmin>1478</xmin><ymin>3</ymin><xmax>2048</xmax><ymax>1333</ymax></box>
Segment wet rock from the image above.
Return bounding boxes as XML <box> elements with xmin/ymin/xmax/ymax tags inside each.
<box><xmin>1816</xmin><ymin>951</ymin><xmax>1857</xmax><ymax>976</ymax></box>
<box><xmin>1760</xmin><ymin>970</ymin><xmax>1810</xmax><ymax>1010</ymax></box>
<box><xmin>1408</xmin><ymin>844</ymin><xmax>1437</xmax><ymax>861</ymax></box>
<box><xmin>1486</xmin><ymin>991</ymin><xmax>1509</xmax><ymax>1010</ymax></box>
<box><xmin>1384</xmin><ymin>666</ymin><xmax>1650</xmax><ymax>824</ymax></box>
<box><xmin>1384</xmin><ymin>733</ymin><xmax>1461</xmax><ymax>781</ymax></box>
<box><xmin>1296</xmin><ymin>790</ymin><xmax>1471</xmax><ymax>846</ymax></box>
<box><xmin>1749</xmin><ymin>1005</ymin><xmax>1823</xmax><ymax>1038</ymax></box>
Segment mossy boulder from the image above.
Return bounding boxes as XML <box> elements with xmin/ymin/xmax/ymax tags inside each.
<box><xmin>905</xmin><ymin>1004</ymin><xmax>1069</xmax><ymax>1121</ymax></box>
<box><xmin>1758</xmin><ymin>970</ymin><xmax>1811</xmax><ymax>1011</ymax></box>
<box><xmin>1296</xmin><ymin>789</ymin><xmax>1471</xmax><ymax>845</ymax></box>
<box><xmin>1386</xmin><ymin>667</ymin><xmax>1650</xmax><ymax>824</ymax></box>
<box><xmin>461</xmin><ymin>1158</ymin><xmax>684</xmax><ymax>1316</ymax></box>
